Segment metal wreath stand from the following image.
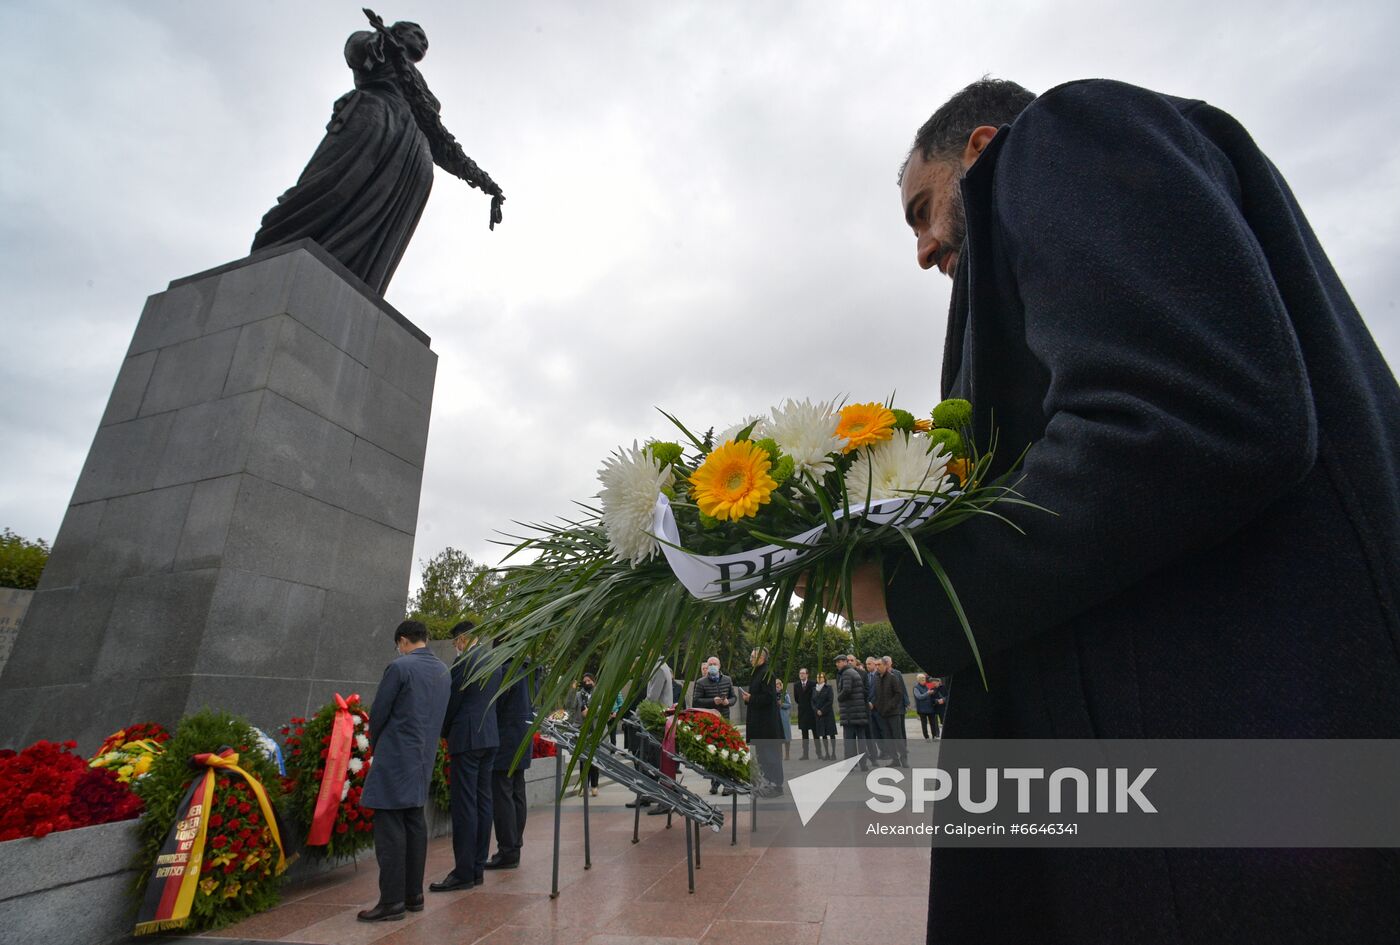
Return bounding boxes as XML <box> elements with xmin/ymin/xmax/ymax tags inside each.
<box><xmin>539</xmin><ymin>712</ymin><xmax>724</xmax><ymax>897</ymax></box>
<box><xmin>619</xmin><ymin>712</ymin><xmax>755</xmax><ymax>846</ymax></box>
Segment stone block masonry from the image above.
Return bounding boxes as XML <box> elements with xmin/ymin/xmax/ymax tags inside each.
<box><xmin>0</xmin><ymin>240</ymin><xmax>437</xmax><ymax>750</ymax></box>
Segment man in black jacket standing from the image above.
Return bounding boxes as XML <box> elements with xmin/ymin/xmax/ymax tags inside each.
<box><xmin>692</xmin><ymin>656</ymin><xmax>738</xmax><ymax>795</ymax></box>
<box><xmin>834</xmin><ymin>654</ymin><xmax>870</xmax><ymax>772</ymax></box>
<box><xmin>792</xmin><ymin>667</ymin><xmax>816</xmax><ymax>760</ymax></box>
<box><xmin>836</xmin><ymin>77</ymin><xmax>1400</xmax><ymax>943</ymax></box>
<box><xmin>431</xmin><ymin>621</ymin><xmax>501</xmax><ymax>893</ymax></box>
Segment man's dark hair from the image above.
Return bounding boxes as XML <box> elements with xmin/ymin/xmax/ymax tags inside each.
<box><xmin>395</xmin><ymin>619</ymin><xmax>429</xmax><ymax>644</ymax></box>
<box><xmin>898</xmin><ymin>77</ymin><xmax>1036</xmax><ymax>183</ymax></box>
<box><xmin>450</xmin><ymin>619</ymin><xmax>476</xmax><ymax>639</ymax></box>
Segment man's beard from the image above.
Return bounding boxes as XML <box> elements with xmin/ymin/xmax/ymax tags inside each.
<box><xmin>941</xmin><ymin>170</ymin><xmax>968</xmax><ymax>270</ymax></box>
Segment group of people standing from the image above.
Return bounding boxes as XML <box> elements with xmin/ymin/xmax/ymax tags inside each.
<box><xmin>354</xmin><ymin>619</ymin><xmax>536</xmax><ymax>923</ymax></box>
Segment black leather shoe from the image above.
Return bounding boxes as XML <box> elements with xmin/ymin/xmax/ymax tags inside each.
<box><xmin>405</xmin><ymin>895</ymin><xmax>424</xmax><ymax>912</ymax></box>
<box><xmin>429</xmin><ymin>873</ymin><xmax>477</xmax><ymax>892</ymax></box>
<box><xmin>709</xmin><ymin>782</ymin><xmax>719</xmax><ymax>794</ymax></box>
<box><xmin>625</xmin><ymin>798</ymin><xmax>653</xmax><ymax>808</ymax></box>
<box><xmin>357</xmin><ymin>902</ymin><xmax>406</xmax><ymax>921</ymax></box>
<box><xmin>484</xmin><ymin>856</ymin><xmax>520</xmax><ymax>870</ymax></box>
<box><xmin>647</xmin><ymin>804</ymin><xmax>670</xmax><ymax>815</ymax></box>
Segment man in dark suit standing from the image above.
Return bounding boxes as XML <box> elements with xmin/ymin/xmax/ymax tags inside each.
<box><xmin>792</xmin><ymin>667</ymin><xmax>816</xmax><ymax>760</ymax></box>
<box><xmin>357</xmin><ymin>620</ymin><xmax>451</xmax><ymax>922</ymax></box>
<box><xmin>485</xmin><ymin>649</ymin><xmax>535</xmax><ymax>870</ymax></box>
<box><xmin>430</xmin><ymin>620</ymin><xmax>501</xmax><ymax>892</ymax></box>
<box><xmin>834</xmin><ymin>77</ymin><xmax>1400</xmax><ymax>942</ymax></box>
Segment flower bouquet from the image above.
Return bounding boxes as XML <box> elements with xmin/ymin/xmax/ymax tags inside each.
<box><xmin>89</xmin><ymin>721</ymin><xmax>171</xmax><ymax>783</ymax></box>
<box><xmin>0</xmin><ymin>739</ymin><xmax>143</xmax><ymax>841</ymax></box>
<box><xmin>477</xmin><ymin>397</ymin><xmax>1035</xmax><ymax>758</ymax></box>
<box><xmin>132</xmin><ymin>710</ymin><xmax>288</xmax><ymax>935</ymax></box>
<box><xmin>279</xmin><ymin>694</ymin><xmax>373</xmax><ymax>860</ymax></box>
<box><xmin>638</xmin><ymin>701</ymin><xmax>750</xmax><ymax>783</ymax></box>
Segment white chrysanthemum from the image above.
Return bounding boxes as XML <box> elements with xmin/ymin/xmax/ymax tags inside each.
<box><xmin>353</xmin><ymin>716</ymin><xmax>364</xmax><ymax>728</ymax></box>
<box><xmin>717</xmin><ymin>415</ymin><xmax>766</xmax><ymax>445</ymax></box>
<box><xmin>767</xmin><ymin>398</ymin><xmax>846</xmax><ymax>477</ymax></box>
<box><xmin>706</xmin><ymin>742</ymin><xmax>717</xmax><ymax>754</ymax></box>
<box><xmin>341</xmin><ymin>779</ymin><xmax>351</xmax><ymax>801</ymax></box>
<box><xmin>719</xmin><ymin>749</ymin><xmax>730</xmax><ymax>760</ymax></box>
<box><xmin>598</xmin><ymin>442</ymin><xmax>672</xmax><ymax>566</ymax></box>
<box><xmin>845</xmin><ymin>434</ymin><xmax>951</xmax><ymax>507</ymax></box>
<box><xmin>347</xmin><ymin>757</ymin><xmax>364</xmax><ymax>774</ymax></box>
<box><xmin>355</xmin><ymin>733</ymin><xmax>370</xmax><ymax>753</ymax></box>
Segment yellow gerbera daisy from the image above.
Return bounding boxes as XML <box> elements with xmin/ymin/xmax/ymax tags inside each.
<box><xmin>689</xmin><ymin>440</ymin><xmax>778</xmax><ymax>521</ymax></box>
<box><xmin>835</xmin><ymin>402</ymin><xmax>897</xmax><ymax>453</ymax></box>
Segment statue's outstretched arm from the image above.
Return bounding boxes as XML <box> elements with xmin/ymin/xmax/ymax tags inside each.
<box><xmin>423</xmin><ymin>117</ymin><xmax>506</xmax><ymax>230</ymax></box>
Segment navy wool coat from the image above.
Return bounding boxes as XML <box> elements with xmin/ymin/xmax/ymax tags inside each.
<box><xmin>362</xmin><ymin>647</ymin><xmax>451</xmax><ymax>810</ymax></box>
<box><xmin>443</xmin><ymin>644</ymin><xmax>501</xmax><ymax>756</ymax></box>
<box><xmin>884</xmin><ymin>80</ymin><xmax>1400</xmax><ymax>944</ymax></box>
<box><xmin>493</xmin><ymin>665</ymin><xmax>538</xmax><ymax>773</ymax></box>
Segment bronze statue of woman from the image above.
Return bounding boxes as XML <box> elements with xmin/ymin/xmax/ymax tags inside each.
<box><xmin>251</xmin><ymin>11</ymin><xmax>504</xmax><ymax>295</ymax></box>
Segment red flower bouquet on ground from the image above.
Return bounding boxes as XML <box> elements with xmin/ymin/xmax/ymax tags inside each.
<box><xmin>0</xmin><ymin>739</ymin><xmax>143</xmax><ymax>841</ymax></box>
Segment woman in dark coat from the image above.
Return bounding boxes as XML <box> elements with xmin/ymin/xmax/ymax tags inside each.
<box><xmin>740</xmin><ymin>648</ymin><xmax>783</xmax><ymax>795</ymax></box>
<box><xmin>811</xmin><ymin>672</ymin><xmax>837</xmax><ymax>759</ymax></box>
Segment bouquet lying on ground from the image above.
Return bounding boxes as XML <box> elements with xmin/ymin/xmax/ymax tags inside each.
<box><xmin>638</xmin><ymin>701</ymin><xmax>750</xmax><ymax>783</ymax></box>
<box><xmin>89</xmin><ymin>721</ymin><xmax>171</xmax><ymax>783</ymax></box>
<box><xmin>477</xmin><ymin>397</ymin><xmax>1037</xmax><ymax>760</ymax></box>
<box><xmin>0</xmin><ymin>739</ymin><xmax>143</xmax><ymax>841</ymax></box>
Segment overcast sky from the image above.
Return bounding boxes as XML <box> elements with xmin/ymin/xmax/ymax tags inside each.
<box><xmin>3</xmin><ymin>0</ymin><xmax>1397</xmax><ymax>591</ymax></box>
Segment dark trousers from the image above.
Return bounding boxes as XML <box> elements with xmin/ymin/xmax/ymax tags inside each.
<box><xmin>755</xmin><ymin>739</ymin><xmax>785</xmax><ymax>789</ymax></box>
<box><xmin>798</xmin><ymin>726</ymin><xmax>814</xmax><ymax>757</ymax></box>
<box><xmin>372</xmin><ymin>805</ymin><xmax>427</xmax><ymax>905</ymax></box>
<box><xmin>843</xmin><ymin>722</ymin><xmax>871</xmax><ymax>765</ymax></box>
<box><xmin>491</xmin><ymin>768</ymin><xmax>528</xmax><ymax>860</ymax></box>
<box><xmin>918</xmin><ymin>712</ymin><xmax>935</xmax><ymax>738</ymax></box>
<box><xmin>868</xmin><ymin>710</ymin><xmax>886</xmax><ymax>753</ymax></box>
<box><xmin>450</xmin><ymin>748</ymin><xmax>495</xmax><ymax>880</ymax></box>
<box><xmin>880</xmin><ymin>714</ymin><xmax>907</xmax><ymax>762</ymax></box>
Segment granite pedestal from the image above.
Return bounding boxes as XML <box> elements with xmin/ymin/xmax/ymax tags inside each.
<box><xmin>0</xmin><ymin>240</ymin><xmax>436</xmax><ymax>750</ymax></box>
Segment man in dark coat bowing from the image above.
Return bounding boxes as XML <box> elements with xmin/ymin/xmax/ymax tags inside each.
<box><xmin>485</xmin><ymin>648</ymin><xmax>536</xmax><ymax>870</ymax></box>
<box><xmin>430</xmin><ymin>620</ymin><xmax>502</xmax><ymax>892</ymax></box>
<box><xmin>358</xmin><ymin>620</ymin><xmax>451</xmax><ymax>922</ymax></box>
<box><xmin>836</xmin><ymin>77</ymin><xmax>1400</xmax><ymax>943</ymax></box>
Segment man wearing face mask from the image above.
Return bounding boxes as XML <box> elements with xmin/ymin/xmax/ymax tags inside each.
<box><xmin>827</xmin><ymin>77</ymin><xmax>1400</xmax><ymax>943</ymax></box>
<box><xmin>690</xmin><ymin>656</ymin><xmax>736</xmax><ymax>794</ymax></box>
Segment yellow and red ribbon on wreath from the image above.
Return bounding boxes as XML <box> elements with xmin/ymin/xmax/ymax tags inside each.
<box><xmin>307</xmin><ymin>692</ymin><xmax>358</xmax><ymax>846</ymax></box>
<box><xmin>133</xmin><ymin>748</ymin><xmax>288</xmax><ymax>936</ymax></box>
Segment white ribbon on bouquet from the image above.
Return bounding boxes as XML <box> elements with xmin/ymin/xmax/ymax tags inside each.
<box><xmin>650</xmin><ymin>491</ymin><xmax>954</xmax><ymax>601</ymax></box>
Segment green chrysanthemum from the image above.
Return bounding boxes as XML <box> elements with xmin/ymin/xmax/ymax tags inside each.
<box><xmin>926</xmin><ymin>428</ymin><xmax>963</xmax><ymax>458</ymax></box>
<box><xmin>891</xmin><ymin>409</ymin><xmax>916</xmax><ymax>432</ymax></box>
<box><xmin>753</xmin><ymin>437</ymin><xmax>782</xmax><ymax>464</ymax></box>
<box><xmin>932</xmin><ymin>398</ymin><xmax>973</xmax><ymax>429</ymax></box>
<box><xmin>647</xmin><ymin>441</ymin><xmax>684</xmax><ymax>466</ymax></box>
<box><xmin>770</xmin><ymin>454</ymin><xmax>795</xmax><ymax>487</ymax></box>
<box><xmin>698</xmin><ymin>511</ymin><xmax>722</xmax><ymax>530</ymax></box>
